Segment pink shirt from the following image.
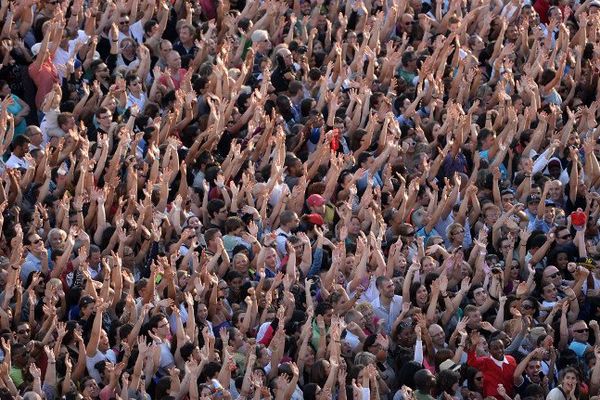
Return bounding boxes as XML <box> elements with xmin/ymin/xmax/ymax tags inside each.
<box><xmin>29</xmin><ymin>57</ymin><xmax>59</xmax><ymax>109</ymax></box>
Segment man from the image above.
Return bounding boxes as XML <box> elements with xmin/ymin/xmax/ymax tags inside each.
<box><xmin>396</xmin><ymin>51</ymin><xmax>418</xmax><ymax>87</ymax></box>
<box><xmin>173</xmin><ymin>23</ymin><xmax>198</xmax><ymax>58</ymax></box>
<box><xmin>272</xmin><ymin>48</ymin><xmax>295</xmax><ymax>93</ymax></box>
<box><xmin>468</xmin><ymin>332</ymin><xmax>518</xmax><ymax>399</ymax></box>
<box><xmin>513</xmin><ymin>348</ymin><xmax>545</xmax><ymax>397</ymax></box>
<box><xmin>88</xmin><ymin>107</ymin><xmax>114</xmax><ymax>143</ymax></box>
<box><xmin>14</xmin><ymin>322</ymin><xmax>31</xmax><ymax>345</ymax></box>
<box><xmin>86</xmin><ymin>245</ymin><xmax>103</xmax><ymax>280</ymax></box>
<box><xmin>86</xmin><ymin>300</ymin><xmax>117</xmax><ymax>383</ymax></box>
<box><xmin>568</xmin><ymin>320</ymin><xmax>592</xmax><ymax>358</ymax></box>
<box><xmin>275</xmin><ymin>210</ymin><xmax>300</xmax><ymax>257</ymax></box>
<box><xmin>156</xmin><ymin>39</ymin><xmax>174</xmax><ymax>69</ymax></box>
<box><xmin>6</xmin><ymin>135</ymin><xmax>31</xmax><ymax>170</ymax></box>
<box><xmin>206</xmin><ymin>199</ymin><xmax>228</xmax><ymax>231</ymax></box>
<box><xmin>24</xmin><ymin>125</ymin><xmax>44</xmax><ymax>150</ymax></box>
<box><xmin>159</xmin><ymin>51</ymin><xmax>187</xmax><ymax>90</ymax></box>
<box><xmin>250</xmin><ymin>30</ymin><xmax>272</xmax><ymax>81</ymax></box>
<box><xmin>428</xmin><ymin>324</ymin><xmax>447</xmax><ymax>352</ymax></box>
<box><xmin>148</xmin><ymin>313</ymin><xmax>175</xmax><ymax>375</ymax></box>
<box><xmin>49</xmin><ymin>112</ymin><xmax>76</xmax><ymax>142</ymax></box>
<box><xmin>372</xmin><ymin>276</ymin><xmax>403</xmax><ymax>335</ymax></box>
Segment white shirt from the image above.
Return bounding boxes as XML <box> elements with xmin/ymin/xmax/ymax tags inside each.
<box><xmin>5</xmin><ymin>154</ymin><xmax>29</xmax><ymax>170</ymax></box>
<box><xmin>372</xmin><ymin>294</ymin><xmax>404</xmax><ymax>335</ymax></box>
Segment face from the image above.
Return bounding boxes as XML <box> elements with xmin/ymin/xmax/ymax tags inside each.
<box><xmin>489</xmin><ymin>340</ymin><xmax>505</xmax><ymax>361</ymax></box>
<box><xmin>543</xmin><ymin>266</ymin><xmax>561</xmax><ymax>286</ymax></box>
<box><xmin>97</xmin><ymin>110</ymin><xmax>112</xmax><ymax>129</ymax></box>
<box><xmin>265</xmin><ymin>248</ymin><xmax>277</xmax><ymax>268</ymax></box>
<box><xmin>473</xmin><ymin>287</ymin><xmax>487</xmax><ymax>306</ymax></box>
<box><xmin>234</xmin><ymin>254</ymin><xmax>249</xmax><ymax>273</ymax></box>
<box><xmin>99</xmin><ymin>329</ymin><xmax>110</xmax><ymax>351</ymax></box>
<box><xmin>526</xmin><ymin>360</ymin><xmax>542</xmax><ymax>382</ymax></box>
<box><xmin>167</xmin><ymin>51</ymin><xmax>182</xmax><ymax>69</ymax></box>
<box><xmin>416</xmin><ymin>285</ymin><xmax>428</xmax><ymax>305</ymax></box>
<box><xmin>562</xmin><ymin>372</ymin><xmax>577</xmax><ymax>392</ymax></box>
<box><xmin>542</xmin><ymin>283</ymin><xmax>558</xmax><ymax>301</ymax></box>
<box><xmin>429</xmin><ymin>325</ymin><xmax>445</xmax><ymax>346</ymax></box>
<box><xmin>155</xmin><ymin>318</ymin><xmax>171</xmax><ymax>339</ymax></box>
<box><xmin>197</xmin><ymin>304</ymin><xmax>208</xmax><ymax>320</ymax></box>
<box><xmin>572</xmin><ymin>322</ymin><xmax>589</xmax><ymax>343</ymax></box>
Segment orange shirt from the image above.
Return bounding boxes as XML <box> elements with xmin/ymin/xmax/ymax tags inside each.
<box><xmin>28</xmin><ymin>58</ymin><xmax>59</xmax><ymax>109</ymax></box>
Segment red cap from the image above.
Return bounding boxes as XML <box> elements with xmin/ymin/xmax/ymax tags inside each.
<box><xmin>305</xmin><ymin>213</ymin><xmax>325</xmax><ymax>226</ymax></box>
<box><xmin>307</xmin><ymin>194</ymin><xmax>326</xmax><ymax>208</ymax></box>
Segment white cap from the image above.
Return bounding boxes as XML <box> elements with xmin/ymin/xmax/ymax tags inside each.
<box><xmin>31</xmin><ymin>43</ymin><xmax>41</xmax><ymax>56</ymax></box>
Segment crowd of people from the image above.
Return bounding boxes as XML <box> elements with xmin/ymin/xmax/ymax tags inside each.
<box><xmin>2</xmin><ymin>0</ymin><xmax>600</xmax><ymax>398</ymax></box>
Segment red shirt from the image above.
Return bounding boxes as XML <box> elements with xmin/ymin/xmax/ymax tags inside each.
<box><xmin>28</xmin><ymin>57</ymin><xmax>59</xmax><ymax>109</ymax></box>
<box><xmin>467</xmin><ymin>350</ymin><xmax>517</xmax><ymax>399</ymax></box>
<box><xmin>159</xmin><ymin>68</ymin><xmax>187</xmax><ymax>90</ymax></box>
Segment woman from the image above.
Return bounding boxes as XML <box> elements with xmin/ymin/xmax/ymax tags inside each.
<box><xmin>0</xmin><ymin>80</ymin><xmax>30</xmax><ymax>136</ymax></box>
<box><xmin>546</xmin><ymin>367</ymin><xmax>579</xmax><ymax>400</ymax></box>
<box><xmin>125</xmin><ymin>74</ymin><xmax>147</xmax><ymax>111</ymax></box>
<box><xmin>436</xmin><ymin>369</ymin><xmax>461</xmax><ymax>400</ymax></box>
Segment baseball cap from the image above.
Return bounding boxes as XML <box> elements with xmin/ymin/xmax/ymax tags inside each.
<box><xmin>307</xmin><ymin>194</ymin><xmax>326</xmax><ymax>208</ymax></box>
<box><xmin>79</xmin><ymin>295</ymin><xmax>95</xmax><ymax>308</ymax></box>
<box><xmin>527</xmin><ymin>195</ymin><xmax>541</xmax><ymax>204</ymax></box>
<box><xmin>590</xmin><ymin>0</ymin><xmax>600</xmax><ymax>7</ymax></box>
<box><xmin>439</xmin><ymin>359</ymin><xmax>462</xmax><ymax>372</ymax></box>
<box><xmin>304</xmin><ymin>213</ymin><xmax>324</xmax><ymax>226</ymax></box>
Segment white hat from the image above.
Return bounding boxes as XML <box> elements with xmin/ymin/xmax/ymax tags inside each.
<box><xmin>31</xmin><ymin>43</ymin><xmax>41</xmax><ymax>56</ymax></box>
<box><xmin>439</xmin><ymin>359</ymin><xmax>462</xmax><ymax>372</ymax></box>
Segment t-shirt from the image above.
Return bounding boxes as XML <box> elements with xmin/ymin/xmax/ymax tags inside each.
<box><xmin>29</xmin><ymin>58</ymin><xmax>59</xmax><ymax>109</ymax></box>
<box><xmin>86</xmin><ymin>349</ymin><xmax>117</xmax><ymax>383</ymax></box>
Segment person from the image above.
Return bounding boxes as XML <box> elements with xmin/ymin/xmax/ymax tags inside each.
<box><xmin>1</xmin><ymin>0</ymin><xmax>600</xmax><ymax>398</ymax></box>
<box><xmin>0</xmin><ymin>80</ymin><xmax>30</xmax><ymax>136</ymax></box>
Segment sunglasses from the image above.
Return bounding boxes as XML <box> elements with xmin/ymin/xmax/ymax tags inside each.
<box><xmin>475</xmin><ymin>376</ymin><xmax>483</xmax><ymax>381</ymax></box>
<box><xmin>574</xmin><ymin>328</ymin><xmax>589</xmax><ymax>333</ymax></box>
<box><xmin>547</xmin><ymin>272</ymin><xmax>560</xmax><ymax>279</ymax></box>
<box><xmin>558</xmin><ymin>234</ymin><xmax>572</xmax><ymax>239</ymax></box>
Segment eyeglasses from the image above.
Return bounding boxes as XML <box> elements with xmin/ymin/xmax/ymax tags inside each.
<box><xmin>558</xmin><ymin>234</ymin><xmax>572</xmax><ymax>240</ymax></box>
<box><xmin>522</xmin><ymin>304</ymin><xmax>534</xmax><ymax>310</ymax></box>
<box><xmin>574</xmin><ymin>328</ymin><xmax>589</xmax><ymax>333</ymax></box>
<box><xmin>17</xmin><ymin>328</ymin><xmax>30</xmax><ymax>334</ymax></box>
<box><xmin>547</xmin><ymin>272</ymin><xmax>560</xmax><ymax>279</ymax></box>
<box><xmin>32</xmin><ymin>239</ymin><xmax>42</xmax><ymax>245</ymax></box>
